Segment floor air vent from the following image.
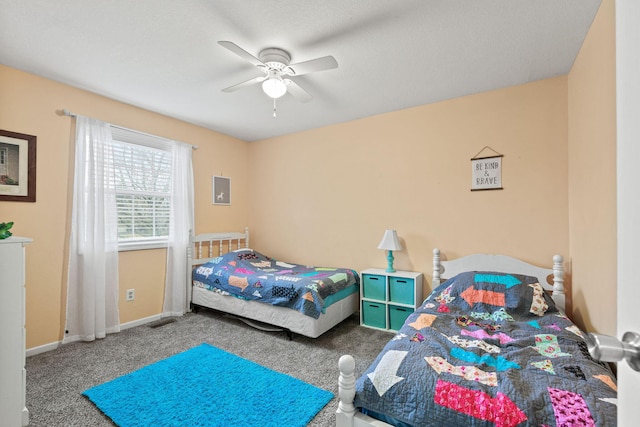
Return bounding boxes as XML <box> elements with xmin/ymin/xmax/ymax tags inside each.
<box><xmin>148</xmin><ymin>318</ymin><xmax>177</xmax><ymax>328</ymax></box>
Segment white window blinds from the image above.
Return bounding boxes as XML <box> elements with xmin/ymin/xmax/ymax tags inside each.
<box><xmin>110</xmin><ymin>126</ymin><xmax>173</xmax><ymax>249</ymax></box>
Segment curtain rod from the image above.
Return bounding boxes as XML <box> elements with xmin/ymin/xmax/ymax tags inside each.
<box><xmin>57</xmin><ymin>109</ymin><xmax>198</xmax><ymax>150</ymax></box>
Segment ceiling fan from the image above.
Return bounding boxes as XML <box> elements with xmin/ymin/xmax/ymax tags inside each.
<box><xmin>218</xmin><ymin>41</ymin><xmax>338</xmax><ymax>109</ymax></box>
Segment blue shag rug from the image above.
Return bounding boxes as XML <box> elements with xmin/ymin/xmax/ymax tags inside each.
<box><xmin>82</xmin><ymin>343</ymin><xmax>333</xmax><ymax>427</ymax></box>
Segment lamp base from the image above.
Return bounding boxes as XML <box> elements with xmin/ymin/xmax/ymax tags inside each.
<box><xmin>385</xmin><ymin>250</ymin><xmax>396</xmax><ymax>273</ymax></box>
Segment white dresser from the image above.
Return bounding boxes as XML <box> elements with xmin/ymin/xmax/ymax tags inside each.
<box><xmin>0</xmin><ymin>236</ymin><xmax>31</xmax><ymax>426</ymax></box>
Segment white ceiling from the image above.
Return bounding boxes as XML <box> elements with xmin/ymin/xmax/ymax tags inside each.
<box><xmin>0</xmin><ymin>0</ymin><xmax>601</xmax><ymax>142</ymax></box>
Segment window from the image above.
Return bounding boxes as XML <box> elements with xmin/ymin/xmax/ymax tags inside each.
<box><xmin>110</xmin><ymin>127</ymin><xmax>173</xmax><ymax>251</ymax></box>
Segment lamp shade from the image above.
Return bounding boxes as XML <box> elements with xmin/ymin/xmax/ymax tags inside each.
<box><xmin>377</xmin><ymin>229</ymin><xmax>403</xmax><ymax>251</ymax></box>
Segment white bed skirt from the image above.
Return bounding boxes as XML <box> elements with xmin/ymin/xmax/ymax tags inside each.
<box><xmin>191</xmin><ymin>286</ymin><xmax>359</xmax><ymax>338</ymax></box>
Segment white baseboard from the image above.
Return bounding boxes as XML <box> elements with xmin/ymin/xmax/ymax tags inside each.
<box><xmin>120</xmin><ymin>313</ymin><xmax>163</xmax><ymax>330</ymax></box>
<box><xmin>26</xmin><ymin>341</ymin><xmax>60</xmax><ymax>357</ymax></box>
<box><xmin>26</xmin><ymin>313</ymin><xmax>165</xmax><ymax>357</ymax></box>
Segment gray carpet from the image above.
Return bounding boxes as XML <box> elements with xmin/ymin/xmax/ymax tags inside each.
<box><xmin>26</xmin><ymin>310</ymin><xmax>392</xmax><ymax>426</ymax></box>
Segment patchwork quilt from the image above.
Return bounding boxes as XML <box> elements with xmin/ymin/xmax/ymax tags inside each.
<box><xmin>192</xmin><ymin>249</ymin><xmax>359</xmax><ymax>319</ymax></box>
<box><xmin>354</xmin><ymin>271</ymin><xmax>617</xmax><ymax>427</ymax></box>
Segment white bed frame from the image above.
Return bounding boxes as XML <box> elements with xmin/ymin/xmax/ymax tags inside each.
<box><xmin>187</xmin><ymin>228</ymin><xmax>358</xmax><ymax>339</ymax></box>
<box><xmin>336</xmin><ymin>248</ymin><xmax>565</xmax><ymax>427</ymax></box>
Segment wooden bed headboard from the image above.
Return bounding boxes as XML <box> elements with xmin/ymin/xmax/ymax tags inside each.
<box><xmin>186</xmin><ymin>228</ymin><xmax>250</xmax><ymax>308</ymax></box>
<box><xmin>187</xmin><ymin>227</ymin><xmax>250</xmax><ymax>265</ymax></box>
<box><xmin>431</xmin><ymin>248</ymin><xmax>566</xmax><ymax>313</ymax></box>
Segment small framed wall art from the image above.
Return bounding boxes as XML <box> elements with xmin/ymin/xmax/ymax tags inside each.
<box><xmin>0</xmin><ymin>129</ymin><xmax>37</xmax><ymax>202</ymax></box>
<box><xmin>212</xmin><ymin>176</ymin><xmax>231</xmax><ymax>205</ymax></box>
<box><xmin>471</xmin><ymin>146</ymin><xmax>503</xmax><ymax>191</ymax></box>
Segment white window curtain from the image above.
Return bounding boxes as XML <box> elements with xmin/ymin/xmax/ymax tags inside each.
<box><xmin>162</xmin><ymin>140</ymin><xmax>194</xmax><ymax>316</ymax></box>
<box><xmin>64</xmin><ymin>116</ymin><xmax>120</xmax><ymax>343</ymax></box>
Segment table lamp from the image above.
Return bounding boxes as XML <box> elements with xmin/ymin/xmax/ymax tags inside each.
<box><xmin>377</xmin><ymin>229</ymin><xmax>403</xmax><ymax>272</ymax></box>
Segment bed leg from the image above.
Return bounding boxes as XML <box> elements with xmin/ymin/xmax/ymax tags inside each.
<box><xmin>286</xmin><ymin>330</ymin><xmax>293</xmax><ymax>341</ymax></box>
<box><xmin>336</xmin><ymin>355</ymin><xmax>356</xmax><ymax>427</ymax></box>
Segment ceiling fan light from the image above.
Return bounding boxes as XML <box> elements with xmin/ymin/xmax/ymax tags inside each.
<box><xmin>262</xmin><ymin>77</ymin><xmax>287</xmax><ymax>99</ymax></box>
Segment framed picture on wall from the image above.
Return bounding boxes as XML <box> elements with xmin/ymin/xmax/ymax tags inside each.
<box><xmin>0</xmin><ymin>129</ymin><xmax>37</xmax><ymax>202</ymax></box>
<box><xmin>212</xmin><ymin>176</ymin><xmax>231</xmax><ymax>205</ymax></box>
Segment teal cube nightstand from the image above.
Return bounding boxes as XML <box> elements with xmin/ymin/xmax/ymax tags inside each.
<box><xmin>359</xmin><ymin>268</ymin><xmax>423</xmax><ymax>332</ymax></box>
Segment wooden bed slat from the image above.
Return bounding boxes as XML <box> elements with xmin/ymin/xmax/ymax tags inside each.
<box><xmin>186</xmin><ymin>227</ymin><xmax>250</xmax><ymax>307</ymax></box>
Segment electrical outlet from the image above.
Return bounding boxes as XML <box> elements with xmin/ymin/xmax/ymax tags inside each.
<box><xmin>126</xmin><ymin>289</ymin><xmax>135</xmax><ymax>301</ymax></box>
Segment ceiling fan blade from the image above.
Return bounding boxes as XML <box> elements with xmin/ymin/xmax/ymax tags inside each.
<box><xmin>285</xmin><ymin>79</ymin><xmax>312</xmax><ymax>103</ymax></box>
<box><xmin>287</xmin><ymin>55</ymin><xmax>338</xmax><ymax>76</ymax></box>
<box><xmin>221</xmin><ymin>75</ymin><xmax>266</xmax><ymax>93</ymax></box>
<box><xmin>218</xmin><ymin>41</ymin><xmax>264</xmax><ymax>67</ymax></box>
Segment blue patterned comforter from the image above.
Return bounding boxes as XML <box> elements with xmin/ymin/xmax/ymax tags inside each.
<box><xmin>192</xmin><ymin>249</ymin><xmax>359</xmax><ymax>319</ymax></box>
<box><xmin>354</xmin><ymin>271</ymin><xmax>617</xmax><ymax>426</ymax></box>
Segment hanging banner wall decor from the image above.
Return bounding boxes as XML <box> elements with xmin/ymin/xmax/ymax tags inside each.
<box><xmin>471</xmin><ymin>146</ymin><xmax>503</xmax><ymax>191</ymax></box>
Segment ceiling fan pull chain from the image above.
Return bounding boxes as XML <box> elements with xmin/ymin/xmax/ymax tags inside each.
<box><xmin>273</xmin><ymin>98</ymin><xmax>277</xmax><ymax>118</ymax></box>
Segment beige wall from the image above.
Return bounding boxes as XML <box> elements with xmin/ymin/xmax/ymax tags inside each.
<box><xmin>0</xmin><ymin>65</ymin><xmax>250</xmax><ymax>349</ymax></box>
<box><xmin>249</xmin><ymin>77</ymin><xmax>570</xmax><ymax>300</ymax></box>
<box><xmin>567</xmin><ymin>0</ymin><xmax>617</xmax><ymax>335</ymax></box>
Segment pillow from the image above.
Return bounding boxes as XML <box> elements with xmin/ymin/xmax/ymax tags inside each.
<box><xmin>427</xmin><ymin>271</ymin><xmax>558</xmax><ymax>317</ymax></box>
